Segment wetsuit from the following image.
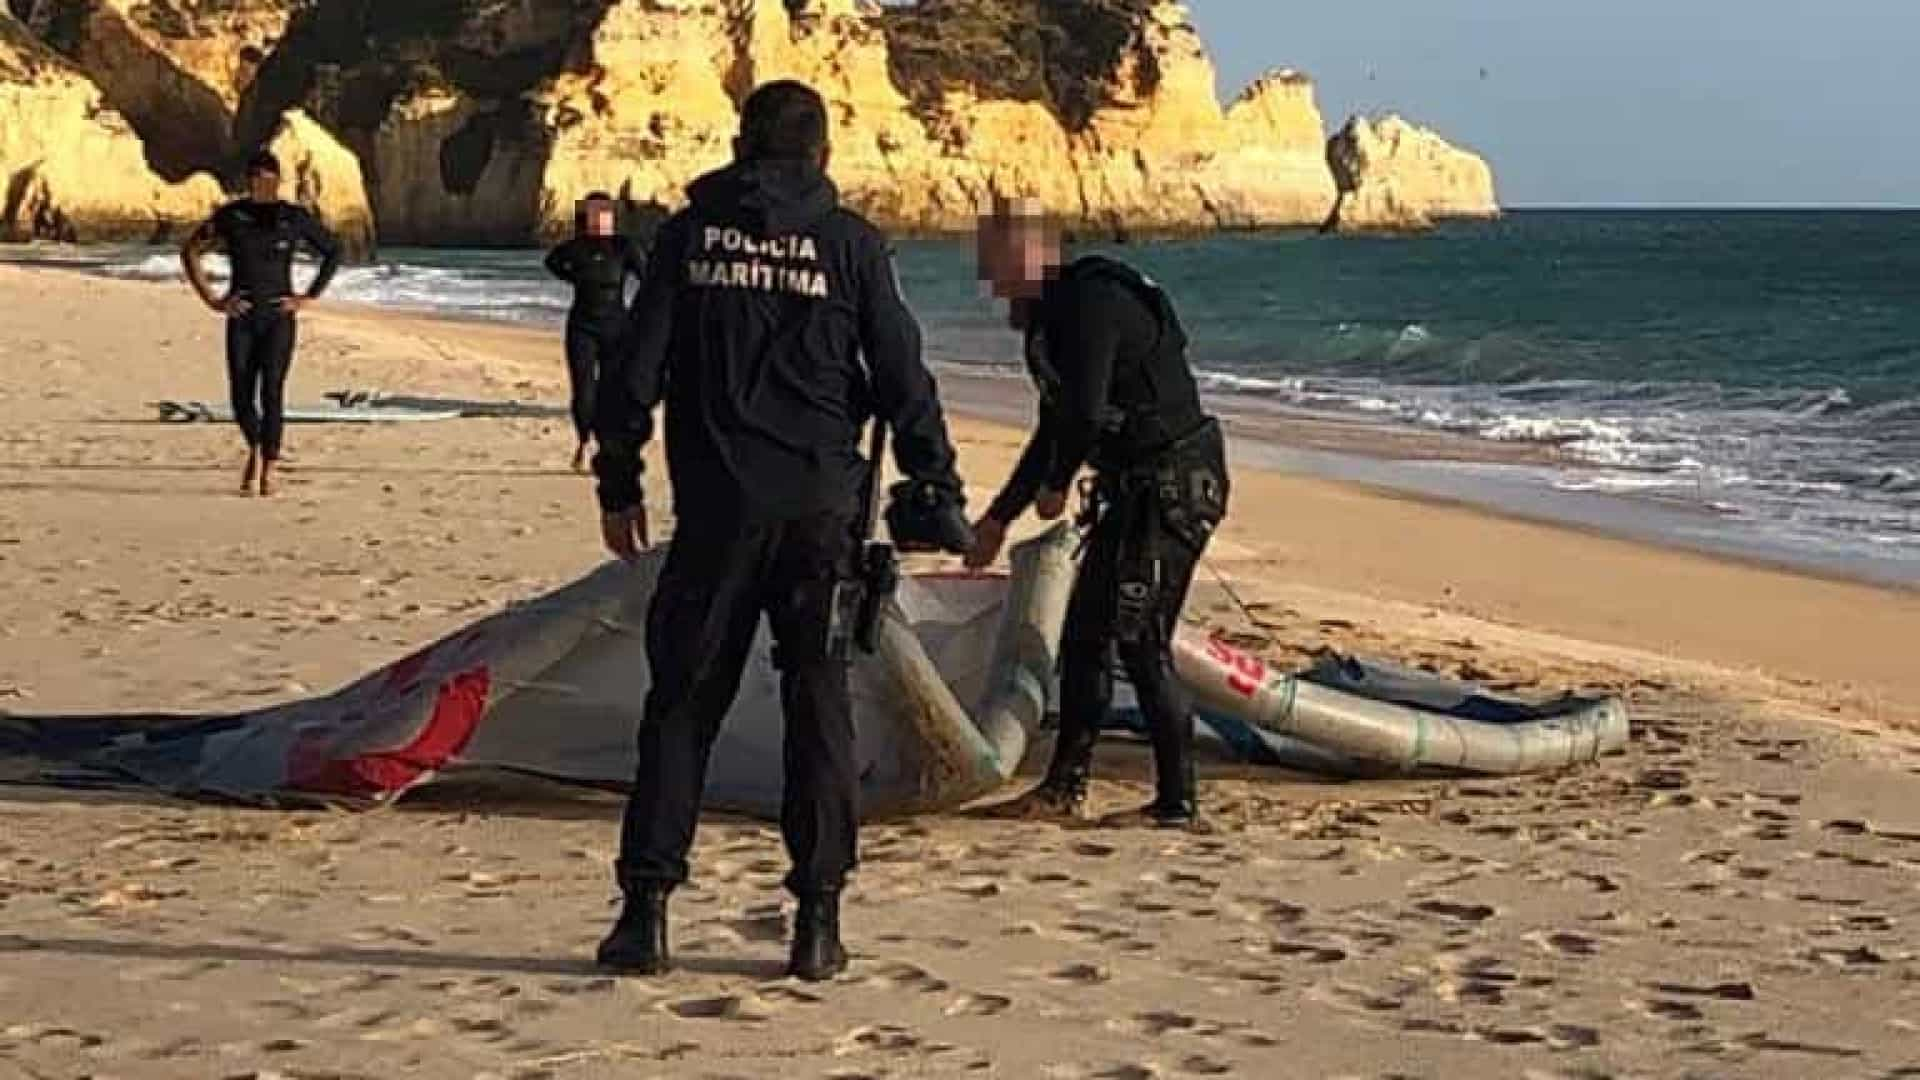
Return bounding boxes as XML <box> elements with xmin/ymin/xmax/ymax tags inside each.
<box><xmin>207</xmin><ymin>200</ymin><xmax>341</xmax><ymax>460</ymax></box>
<box><xmin>545</xmin><ymin>235</ymin><xmax>646</xmax><ymax>443</ymax></box>
<box><xmin>986</xmin><ymin>256</ymin><xmax>1230</xmax><ymax>822</ymax></box>
<box><xmin>594</xmin><ymin>159</ymin><xmax>962</xmax><ymax>897</ymax></box>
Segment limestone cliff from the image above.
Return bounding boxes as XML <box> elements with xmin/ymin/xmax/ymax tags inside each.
<box><xmin>19</xmin><ymin>0</ymin><xmax>1500</xmax><ymax>246</ymax></box>
<box><xmin>1324</xmin><ymin>114</ymin><xmax>1499</xmax><ymax>234</ymax></box>
<box><xmin>268</xmin><ymin>109</ymin><xmax>375</xmax><ymax>259</ymax></box>
<box><xmin>27</xmin><ymin>0</ymin><xmax>294</xmax><ymax>180</ymax></box>
<box><xmin>0</xmin><ymin>11</ymin><xmax>219</xmax><ymax>243</ymax></box>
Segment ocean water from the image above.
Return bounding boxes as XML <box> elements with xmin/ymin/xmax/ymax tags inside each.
<box><xmin>6</xmin><ymin>210</ymin><xmax>1918</xmax><ymax>583</ymax></box>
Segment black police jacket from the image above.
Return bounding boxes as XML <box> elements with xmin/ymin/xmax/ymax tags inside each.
<box><xmin>986</xmin><ymin>255</ymin><xmax>1209</xmax><ymax>524</ymax></box>
<box><xmin>593</xmin><ymin>159</ymin><xmax>962</xmax><ymax>521</ymax></box>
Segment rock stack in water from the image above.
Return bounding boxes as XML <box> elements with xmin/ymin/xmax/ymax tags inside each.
<box><xmin>5</xmin><ymin>0</ymin><xmax>1501</xmax><ymax>249</ymax></box>
<box><xmin>1322</xmin><ymin>113</ymin><xmax>1500</xmax><ymax>234</ymax></box>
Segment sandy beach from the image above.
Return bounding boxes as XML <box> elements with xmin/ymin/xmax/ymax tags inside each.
<box><xmin>2</xmin><ymin>263</ymin><xmax>1918</xmax><ymax>1079</ymax></box>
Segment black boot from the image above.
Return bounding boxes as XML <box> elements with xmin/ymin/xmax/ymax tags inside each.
<box><xmin>596</xmin><ymin>880</ymin><xmax>672</xmax><ymax>976</ymax></box>
<box><xmin>1147</xmin><ymin>767</ymin><xmax>1202</xmax><ymax>829</ymax></box>
<box><xmin>787</xmin><ymin>890</ymin><xmax>848</xmax><ymax>982</ymax></box>
<box><xmin>1132</xmin><ymin>708</ymin><xmax>1207</xmax><ymax>832</ymax></box>
<box><xmin>983</xmin><ymin>736</ymin><xmax>1093</xmax><ymax>820</ymax></box>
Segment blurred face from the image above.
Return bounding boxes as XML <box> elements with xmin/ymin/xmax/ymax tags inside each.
<box><xmin>246</xmin><ymin>167</ymin><xmax>281</xmax><ymax>203</ymax></box>
<box><xmin>975</xmin><ymin>202</ymin><xmax>1060</xmax><ymax>304</ymax></box>
<box><xmin>584</xmin><ymin>201</ymin><xmax>616</xmax><ymax>236</ymax></box>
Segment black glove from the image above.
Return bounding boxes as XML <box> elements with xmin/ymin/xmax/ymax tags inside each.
<box><xmin>884</xmin><ymin>479</ymin><xmax>973</xmax><ymax>555</ymax></box>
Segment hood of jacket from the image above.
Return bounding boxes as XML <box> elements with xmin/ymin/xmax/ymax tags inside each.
<box><xmin>686</xmin><ymin>158</ymin><xmax>839</xmax><ymax>236</ymax></box>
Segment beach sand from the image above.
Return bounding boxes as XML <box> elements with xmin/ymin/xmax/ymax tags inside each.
<box><xmin>1</xmin><ymin>264</ymin><xmax>1917</xmax><ymax>1079</ymax></box>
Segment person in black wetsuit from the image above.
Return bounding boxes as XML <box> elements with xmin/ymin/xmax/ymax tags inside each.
<box><xmin>181</xmin><ymin>151</ymin><xmax>342</xmax><ymax>497</ymax></box>
<box><xmin>964</xmin><ymin>197</ymin><xmax>1230</xmax><ymax>831</ymax></box>
<box><xmin>590</xmin><ymin>81</ymin><xmax>972</xmax><ymax>981</ymax></box>
<box><xmin>544</xmin><ymin>192</ymin><xmax>646</xmax><ymax>472</ymax></box>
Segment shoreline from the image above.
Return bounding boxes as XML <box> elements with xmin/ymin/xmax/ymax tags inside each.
<box><xmin>7</xmin><ymin>242</ymin><xmax>1915</xmax><ymax>590</ymax></box>
<box><xmin>2</xmin><ymin>250</ymin><xmax>1913</xmax><ymax>591</ymax></box>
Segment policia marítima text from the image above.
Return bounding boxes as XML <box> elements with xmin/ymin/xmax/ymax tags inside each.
<box><xmin>966</xmin><ymin>198</ymin><xmax>1232</xmax><ymax>832</ymax></box>
<box><xmin>589</xmin><ymin>81</ymin><xmax>973</xmax><ymax>982</ymax></box>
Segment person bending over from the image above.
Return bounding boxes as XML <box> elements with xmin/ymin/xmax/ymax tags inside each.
<box><xmin>965</xmin><ymin>197</ymin><xmax>1231</xmax><ymax>830</ymax></box>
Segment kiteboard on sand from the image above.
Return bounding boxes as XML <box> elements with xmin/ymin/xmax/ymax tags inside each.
<box><xmin>154</xmin><ymin>400</ymin><xmax>461</xmax><ymax>424</ymax></box>
<box><xmin>324</xmin><ymin>389</ymin><xmax>570</xmax><ymax>419</ymax></box>
<box><xmin>153</xmin><ymin>388</ymin><xmax>571</xmax><ymax>425</ymax></box>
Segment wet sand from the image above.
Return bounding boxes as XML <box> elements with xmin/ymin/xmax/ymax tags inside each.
<box><xmin>2</xmin><ymin>264</ymin><xmax>1918</xmax><ymax>1079</ymax></box>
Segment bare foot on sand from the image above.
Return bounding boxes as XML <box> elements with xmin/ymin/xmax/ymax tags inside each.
<box><xmin>239</xmin><ymin>451</ymin><xmax>259</xmax><ymax>496</ymax></box>
<box><xmin>571</xmin><ymin>442</ymin><xmax>590</xmax><ymax>474</ymax></box>
<box><xmin>258</xmin><ymin>458</ymin><xmax>277</xmax><ymax>498</ymax></box>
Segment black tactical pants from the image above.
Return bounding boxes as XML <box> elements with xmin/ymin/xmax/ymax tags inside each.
<box><xmin>1047</xmin><ymin>422</ymin><xmax>1229</xmax><ymax>804</ymax></box>
<box><xmin>618</xmin><ymin>509</ymin><xmax>860</xmax><ymax>897</ymax></box>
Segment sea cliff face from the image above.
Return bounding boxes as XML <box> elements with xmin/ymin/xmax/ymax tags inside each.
<box><xmin>5</xmin><ymin>0</ymin><xmax>1498</xmax><ymax>249</ymax></box>
<box><xmin>0</xmin><ymin>10</ymin><xmax>220</xmax><ymax>243</ymax></box>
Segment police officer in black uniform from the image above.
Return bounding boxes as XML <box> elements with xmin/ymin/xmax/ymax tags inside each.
<box><xmin>544</xmin><ymin>192</ymin><xmax>647</xmax><ymax>473</ymax></box>
<box><xmin>592</xmin><ymin>81</ymin><xmax>971</xmax><ymax>981</ymax></box>
<box><xmin>182</xmin><ymin>150</ymin><xmax>342</xmax><ymax>498</ymax></box>
<box><xmin>965</xmin><ymin>197</ymin><xmax>1230</xmax><ymax>830</ymax></box>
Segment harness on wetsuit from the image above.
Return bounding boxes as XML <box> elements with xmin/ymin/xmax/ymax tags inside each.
<box><xmin>1049</xmin><ymin>258</ymin><xmax>1228</xmax><ymax>644</ymax></box>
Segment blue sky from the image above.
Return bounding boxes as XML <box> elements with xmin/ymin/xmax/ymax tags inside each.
<box><xmin>1184</xmin><ymin>1</ymin><xmax>1918</xmax><ymax>207</ymax></box>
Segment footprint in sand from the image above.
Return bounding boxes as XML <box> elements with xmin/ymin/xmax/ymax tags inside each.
<box><xmin>945</xmin><ymin>993</ymin><xmax>1013</xmax><ymax>1017</ymax></box>
<box><xmin>4</xmin><ymin>1024</ymin><xmax>106</xmax><ymax>1050</ymax></box>
<box><xmin>542</xmin><ymin>976</ymin><xmax>616</xmax><ymax>996</ymax></box>
<box><xmin>1414</xmin><ymin>899</ymin><xmax>1498</xmax><ymax>924</ymax></box>
<box><xmin>950</xmin><ymin>877</ymin><xmax>1004</xmax><ymax>899</ymax></box>
<box><xmin>1524</xmin><ymin>930</ymin><xmax>1598</xmax><ymax>957</ymax></box>
<box><xmin>1113</xmin><ymin>1010</ymin><xmax>1213</xmax><ymax>1037</ymax></box>
<box><xmin>1088</xmin><ymin>1067</ymin><xmax>1158</xmax><ymax>1080</ymax></box>
<box><xmin>664</xmin><ymin>992</ymin><xmax>778</xmax><ymax>1021</ymax></box>
<box><xmin>1049</xmin><ymin>963</ymin><xmax>1112</xmax><ymax>985</ymax></box>
<box><xmin>856</xmin><ymin>961</ymin><xmax>949</xmax><ymax>993</ymax></box>
<box><xmin>1313</xmin><ymin>982</ymin><xmax>1410</xmax><ymax>1013</ymax></box>
<box><xmin>1061</xmin><ymin>920</ymin><xmax>1137</xmax><ymax>947</ymax></box>
<box><xmin>1648</xmin><ymin>980</ymin><xmax>1756</xmax><ymax>1001</ymax></box>
<box><xmin>722</xmin><ymin>910</ymin><xmax>787</xmax><ymax>943</ymax></box>
<box><xmin>754</xmin><ymin>984</ymin><xmax>823</xmax><ymax>1007</ymax></box>
<box><xmin>1470</xmin><ymin>1026</ymin><xmax>1546</xmax><ymax>1046</ymax></box>
<box><xmin>1809</xmin><ymin>945</ymin><xmax>1886</xmax><ymax>967</ymax></box>
<box><xmin>834</xmin><ymin>1024</ymin><xmax>924</xmax><ymax>1054</ymax></box>
<box><xmin>1736</xmin><ymin>1032</ymin><xmax>1863</xmax><ymax>1059</ymax></box>
<box><xmin>1635</xmin><ymin>998</ymin><xmax>1704</xmax><ymax>1021</ymax></box>
<box><xmin>1266</xmin><ymin>940</ymin><xmax>1347</xmax><ymax>964</ymax></box>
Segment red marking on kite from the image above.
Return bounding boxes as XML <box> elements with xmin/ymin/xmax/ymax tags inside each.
<box><xmin>292</xmin><ymin>664</ymin><xmax>492</xmax><ymax>799</ymax></box>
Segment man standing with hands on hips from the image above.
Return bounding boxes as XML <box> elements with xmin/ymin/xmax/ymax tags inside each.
<box><xmin>966</xmin><ymin>197</ymin><xmax>1230</xmax><ymax>831</ymax></box>
<box><xmin>591</xmin><ymin>81</ymin><xmax>972</xmax><ymax>982</ymax></box>
<box><xmin>181</xmin><ymin>150</ymin><xmax>342</xmax><ymax>497</ymax></box>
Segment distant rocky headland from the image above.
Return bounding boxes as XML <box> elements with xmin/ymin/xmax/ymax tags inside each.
<box><xmin>1</xmin><ymin>0</ymin><xmax>1499</xmax><ymax>255</ymax></box>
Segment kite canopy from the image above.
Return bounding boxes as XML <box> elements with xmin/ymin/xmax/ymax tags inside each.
<box><xmin>0</xmin><ymin>525</ymin><xmax>1628</xmax><ymax>816</ymax></box>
